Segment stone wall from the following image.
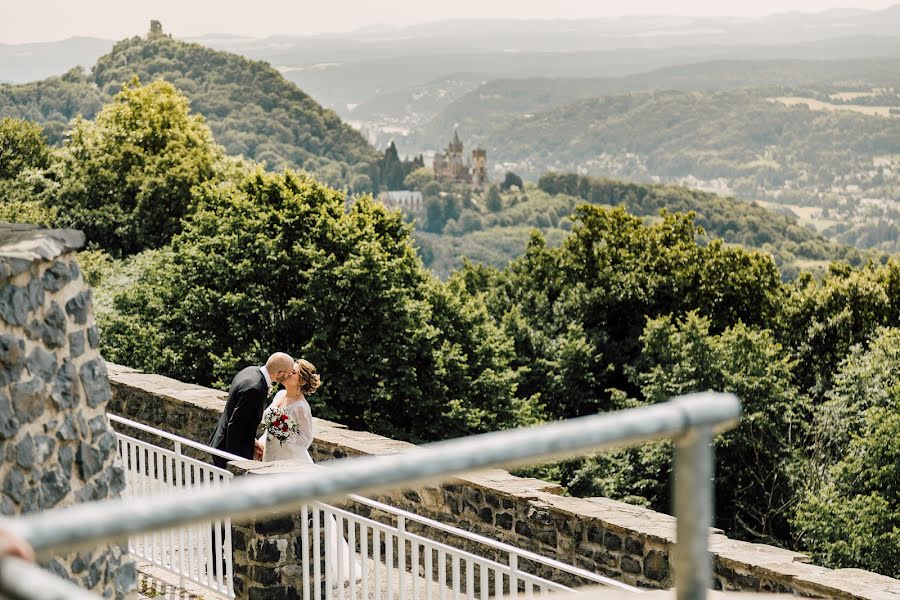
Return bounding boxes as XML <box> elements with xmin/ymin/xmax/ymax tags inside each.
<box><xmin>0</xmin><ymin>222</ymin><xmax>135</xmax><ymax>598</ymax></box>
<box><xmin>106</xmin><ymin>363</ymin><xmax>900</xmax><ymax>600</ymax></box>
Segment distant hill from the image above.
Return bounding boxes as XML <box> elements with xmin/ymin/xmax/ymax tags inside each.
<box><xmin>415</xmin><ymin>178</ymin><xmax>876</xmax><ymax>279</ymax></box>
<box><xmin>0</xmin><ymin>37</ymin><xmax>113</xmax><ymax>83</ymax></box>
<box><xmin>0</xmin><ymin>31</ymin><xmax>381</xmax><ymax>183</ymax></box>
<box><xmin>408</xmin><ymin>58</ymin><xmax>900</xmax><ymax>150</ymax></box>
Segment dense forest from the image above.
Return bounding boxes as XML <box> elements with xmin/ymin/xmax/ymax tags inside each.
<box><xmin>1</xmin><ymin>74</ymin><xmax>897</xmax><ymax>578</ymax></box>
<box><xmin>403</xmin><ymin>171</ymin><xmax>876</xmax><ymax>279</ymax></box>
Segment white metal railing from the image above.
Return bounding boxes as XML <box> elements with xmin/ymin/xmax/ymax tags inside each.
<box><xmin>109</xmin><ymin>414</ymin><xmax>637</xmax><ymax>600</ymax></box>
<box><xmin>1</xmin><ymin>392</ymin><xmax>742</xmax><ymax>600</ymax></box>
<box><xmin>109</xmin><ymin>414</ymin><xmax>235</xmax><ymax>598</ymax></box>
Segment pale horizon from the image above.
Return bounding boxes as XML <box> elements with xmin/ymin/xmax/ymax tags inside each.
<box><xmin>3</xmin><ymin>0</ymin><xmax>900</xmax><ymax>44</ymax></box>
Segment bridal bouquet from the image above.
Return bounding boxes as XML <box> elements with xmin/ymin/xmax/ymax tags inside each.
<box><xmin>263</xmin><ymin>406</ymin><xmax>302</xmax><ymax>445</ymax></box>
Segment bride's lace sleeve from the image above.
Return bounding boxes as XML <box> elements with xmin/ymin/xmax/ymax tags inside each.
<box><xmin>295</xmin><ymin>401</ymin><xmax>314</xmax><ymax>450</ymax></box>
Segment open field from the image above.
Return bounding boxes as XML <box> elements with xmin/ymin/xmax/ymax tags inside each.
<box><xmin>768</xmin><ymin>96</ymin><xmax>899</xmax><ymax>118</ymax></box>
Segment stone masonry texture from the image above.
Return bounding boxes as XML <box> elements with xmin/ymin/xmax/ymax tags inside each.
<box><xmin>104</xmin><ymin>360</ymin><xmax>900</xmax><ymax>600</ymax></box>
<box><xmin>0</xmin><ymin>222</ymin><xmax>136</xmax><ymax>599</ymax></box>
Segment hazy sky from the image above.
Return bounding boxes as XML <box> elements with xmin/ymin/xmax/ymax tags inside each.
<box><xmin>3</xmin><ymin>0</ymin><xmax>899</xmax><ymax>44</ymax></box>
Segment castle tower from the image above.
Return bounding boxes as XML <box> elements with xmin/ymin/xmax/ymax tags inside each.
<box><xmin>448</xmin><ymin>129</ymin><xmax>463</xmax><ymax>156</ymax></box>
<box><xmin>471</xmin><ymin>148</ymin><xmax>487</xmax><ymax>190</ymax></box>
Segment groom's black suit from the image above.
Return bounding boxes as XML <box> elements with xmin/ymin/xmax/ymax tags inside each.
<box><xmin>208</xmin><ymin>366</ymin><xmax>269</xmax><ymax>468</ymax></box>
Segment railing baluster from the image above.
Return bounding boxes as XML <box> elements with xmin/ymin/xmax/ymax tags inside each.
<box><xmin>425</xmin><ymin>543</ymin><xmax>433</xmax><ymax>600</ymax></box>
<box><xmin>361</xmin><ymin>521</ymin><xmax>369</xmax><ymax>600</ymax></box>
<box><xmin>302</xmin><ymin>504</ymin><xmax>311</xmax><ymax>600</ymax></box>
<box><xmin>438</xmin><ymin>549</ymin><xmax>447</xmax><ymax>600</ymax></box>
<box><xmin>411</xmin><ymin>537</ymin><xmax>420</xmax><ymax>600</ymax></box>
<box><xmin>348</xmin><ymin>516</ymin><xmax>357</xmax><ymax>600</ymax></box>
<box><xmin>335</xmin><ymin>512</ymin><xmax>344</xmax><ymax>600</ymax></box>
<box><xmin>508</xmin><ymin>553</ymin><xmax>518</xmax><ymax>600</ymax></box>
<box><xmin>399</xmin><ymin>516</ymin><xmax>407</xmax><ymax>600</ymax></box>
<box><xmin>374</xmin><ymin>528</ymin><xmax>381</xmax><ymax>600</ymax></box>
<box><xmin>479</xmin><ymin>562</ymin><xmax>488</xmax><ymax>600</ymax></box>
<box><xmin>314</xmin><ymin>505</ymin><xmax>323</xmax><ymax>600</ymax></box>
<box><xmin>466</xmin><ymin>559</ymin><xmax>474</xmax><ymax>600</ymax></box>
<box><xmin>386</xmin><ymin>529</ymin><xmax>393</xmax><ymax>600</ymax></box>
<box><xmin>452</xmin><ymin>555</ymin><xmax>460</xmax><ymax>600</ymax></box>
<box><xmin>494</xmin><ymin>567</ymin><xmax>502</xmax><ymax>600</ymax></box>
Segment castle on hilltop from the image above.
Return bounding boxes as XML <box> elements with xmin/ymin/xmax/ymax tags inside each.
<box><xmin>432</xmin><ymin>130</ymin><xmax>487</xmax><ymax>190</ymax></box>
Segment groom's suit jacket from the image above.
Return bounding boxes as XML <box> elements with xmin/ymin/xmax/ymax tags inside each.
<box><xmin>208</xmin><ymin>366</ymin><xmax>269</xmax><ymax>468</ymax></box>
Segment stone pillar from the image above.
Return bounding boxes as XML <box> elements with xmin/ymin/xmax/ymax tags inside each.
<box><xmin>229</xmin><ymin>460</ymin><xmax>328</xmax><ymax>600</ymax></box>
<box><xmin>0</xmin><ymin>222</ymin><xmax>136</xmax><ymax>598</ymax></box>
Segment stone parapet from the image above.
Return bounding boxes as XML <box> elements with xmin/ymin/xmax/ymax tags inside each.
<box><xmin>105</xmin><ymin>364</ymin><xmax>899</xmax><ymax>599</ymax></box>
<box><xmin>1</xmin><ymin>222</ymin><xmax>135</xmax><ymax>598</ymax></box>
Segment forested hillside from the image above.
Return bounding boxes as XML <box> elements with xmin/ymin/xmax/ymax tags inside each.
<box><xmin>410</xmin><ymin>175</ymin><xmax>875</xmax><ymax>279</ymax></box>
<box><xmin>0</xmin><ymin>28</ymin><xmax>383</xmax><ymax>189</ymax></box>
<box><xmin>408</xmin><ymin>58</ymin><xmax>900</xmax><ymax>151</ymax></box>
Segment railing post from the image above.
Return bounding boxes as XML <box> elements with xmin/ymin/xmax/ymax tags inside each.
<box><xmin>673</xmin><ymin>426</ymin><xmax>714</xmax><ymax>600</ymax></box>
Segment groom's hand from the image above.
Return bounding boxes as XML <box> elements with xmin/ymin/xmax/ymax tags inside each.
<box><xmin>254</xmin><ymin>440</ymin><xmax>264</xmax><ymax>460</ymax></box>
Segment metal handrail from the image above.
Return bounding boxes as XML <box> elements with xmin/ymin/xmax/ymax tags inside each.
<box><xmin>2</xmin><ymin>392</ymin><xmax>740</xmax><ymax>600</ymax></box>
<box><xmin>108</xmin><ymin>413</ymin><xmax>244</xmax><ymax>462</ymax></box>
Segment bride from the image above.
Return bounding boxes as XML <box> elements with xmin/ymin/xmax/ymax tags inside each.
<box><xmin>258</xmin><ymin>359</ymin><xmax>356</xmax><ymax>583</ymax></box>
<box><xmin>260</xmin><ymin>358</ymin><xmax>318</xmax><ymax>463</ymax></box>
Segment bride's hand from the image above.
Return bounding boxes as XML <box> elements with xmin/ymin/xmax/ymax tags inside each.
<box><xmin>254</xmin><ymin>439</ymin><xmax>264</xmax><ymax>460</ymax></box>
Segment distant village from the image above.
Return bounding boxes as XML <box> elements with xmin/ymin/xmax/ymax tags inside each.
<box><xmin>379</xmin><ymin>131</ymin><xmax>486</xmax><ymax>214</ymax></box>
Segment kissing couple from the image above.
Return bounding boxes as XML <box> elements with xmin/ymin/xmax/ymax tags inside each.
<box><xmin>208</xmin><ymin>352</ymin><xmax>321</xmax><ymax>467</ymax></box>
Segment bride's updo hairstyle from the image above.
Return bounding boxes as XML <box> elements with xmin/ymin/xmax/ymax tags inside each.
<box><xmin>296</xmin><ymin>359</ymin><xmax>321</xmax><ymax>396</ymax></box>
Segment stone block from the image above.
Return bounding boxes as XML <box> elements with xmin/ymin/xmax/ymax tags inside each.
<box><xmin>65</xmin><ymin>291</ymin><xmax>92</xmax><ymax>325</ymax></box>
<box><xmin>41</xmin><ymin>465</ymin><xmax>71</xmax><ymax>508</ymax></box>
<box><xmin>255</xmin><ymin>515</ymin><xmax>295</xmax><ymax>535</ymax></box>
<box><xmin>249</xmin><ymin>586</ymin><xmax>298</xmax><ymax>600</ymax></box>
<box><xmin>77</xmin><ymin>441</ymin><xmax>104</xmax><ymax>480</ymax></box>
<box><xmin>87</xmin><ymin>325</ymin><xmax>100</xmax><ymax>349</ymax></box>
<box><xmin>15</xmin><ymin>433</ymin><xmax>36</xmax><ymax>468</ymax></box>
<box><xmin>42</xmin><ymin>261</ymin><xmax>76</xmax><ymax>292</ymax></box>
<box><xmin>621</xmin><ymin>555</ymin><xmax>642</xmax><ymax>574</ymax></box>
<box><xmin>0</xmin><ymin>285</ymin><xmax>29</xmax><ymax>326</ymax></box>
<box><xmin>11</xmin><ymin>377</ymin><xmax>45</xmax><ymax>422</ymax></box>
<box><xmin>624</xmin><ymin>536</ymin><xmax>644</xmax><ymax>555</ymax></box>
<box><xmin>643</xmin><ymin>550</ymin><xmax>669</xmax><ymax>582</ymax></box>
<box><xmin>251</xmin><ymin>565</ymin><xmax>280</xmax><ymax>586</ymax></box>
<box><xmin>495</xmin><ymin>512</ymin><xmax>513</xmax><ymax>530</ymax></box>
<box><xmin>41</xmin><ymin>302</ymin><xmax>67</xmax><ymax>348</ymax></box>
<box><xmin>253</xmin><ymin>539</ymin><xmax>284</xmax><ymax>563</ymax></box>
<box><xmin>604</xmin><ymin>532</ymin><xmax>622</xmax><ymax>552</ymax></box>
<box><xmin>51</xmin><ymin>360</ymin><xmax>78</xmax><ymax>409</ymax></box>
<box><xmin>80</xmin><ymin>359</ymin><xmax>112</xmax><ymax>407</ymax></box>
<box><xmin>69</xmin><ymin>331</ymin><xmax>85</xmax><ymax>358</ymax></box>
<box><xmin>26</xmin><ymin>346</ymin><xmax>57</xmax><ymax>381</ymax></box>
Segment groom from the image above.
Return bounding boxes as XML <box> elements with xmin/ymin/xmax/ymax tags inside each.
<box><xmin>209</xmin><ymin>352</ymin><xmax>295</xmax><ymax>468</ymax></box>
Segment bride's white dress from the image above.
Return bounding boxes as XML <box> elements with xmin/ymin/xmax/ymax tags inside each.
<box><xmin>260</xmin><ymin>391</ymin><xmax>314</xmax><ymax>463</ymax></box>
<box><xmin>258</xmin><ymin>392</ymin><xmax>356</xmax><ymax>583</ymax></box>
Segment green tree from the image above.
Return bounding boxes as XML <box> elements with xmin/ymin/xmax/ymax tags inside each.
<box><xmin>101</xmin><ymin>168</ymin><xmax>530</xmax><ymax>442</ymax></box>
<box><xmin>793</xmin><ymin>328</ymin><xmax>900</xmax><ymax>576</ymax></box>
<box><xmin>55</xmin><ymin>78</ymin><xmax>220</xmax><ymax>255</ymax></box>
<box><xmin>485</xmin><ymin>185</ymin><xmax>503</xmax><ymax>212</ymax></box>
<box><xmin>634</xmin><ymin>312</ymin><xmax>806</xmax><ymax>542</ymax></box>
<box><xmin>403</xmin><ymin>166</ymin><xmax>434</xmax><ymax>190</ymax></box>
<box><xmin>500</xmin><ymin>171</ymin><xmax>523</xmax><ymax>192</ymax></box>
<box><xmin>0</xmin><ymin>117</ymin><xmax>50</xmax><ymax>180</ymax></box>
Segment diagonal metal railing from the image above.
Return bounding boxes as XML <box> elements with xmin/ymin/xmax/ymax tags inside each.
<box><xmin>0</xmin><ymin>392</ymin><xmax>740</xmax><ymax>600</ymax></box>
<box><xmin>106</xmin><ymin>412</ymin><xmax>639</xmax><ymax>598</ymax></box>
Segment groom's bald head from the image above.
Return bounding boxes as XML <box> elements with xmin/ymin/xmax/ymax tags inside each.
<box><xmin>265</xmin><ymin>352</ymin><xmax>294</xmax><ymax>383</ymax></box>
